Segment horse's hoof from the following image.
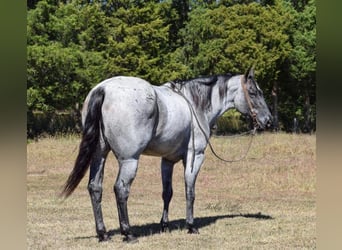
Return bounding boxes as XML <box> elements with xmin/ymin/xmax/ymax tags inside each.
<box><xmin>187</xmin><ymin>227</ymin><xmax>199</xmax><ymax>234</ymax></box>
<box><xmin>161</xmin><ymin>227</ymin><xmax>170</xmax><ymax>233</ymax></box>
<box><xmin>98</xmin><ymin>232</ymin><xmax>111</xmax><ymax>242</ymax></box>
<box><xmin>124</xmin><ymin>234</ymin><xmax>139</xmax><ymax>244</ymax></box>
<box><xmin>160</xmin><ymin>222</ymin><xmax>170</xmax><ymax>233</ymax></box>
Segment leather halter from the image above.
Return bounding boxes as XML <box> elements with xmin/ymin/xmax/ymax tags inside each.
<box><xmin>241</xmin><ymin>75</ymin><xmax>259</xmax><ymax>129</ymax></box>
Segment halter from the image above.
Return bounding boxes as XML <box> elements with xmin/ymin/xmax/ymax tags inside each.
<box><xmin>167</xmin><ymin>75</ymin><xmax>257</xmax><ymax>166</ymax></box>
<box><xmin>240</xmin><ymin>75</ymin><xmax>260</xmax><ymax>130</ymax></box>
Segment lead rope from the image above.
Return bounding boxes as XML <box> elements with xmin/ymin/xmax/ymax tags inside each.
<box><xmin>207</xmin><ymin>127</ymin><xmax>256</xmax><ymax>163</ymax></box>
<box><xmin>167</xmin><ymin>79</ymin><xmax>257</xmax><ymax>165</ymax></box>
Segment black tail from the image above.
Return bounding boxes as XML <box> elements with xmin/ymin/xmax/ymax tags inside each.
<box><xmin>60</xmin><ymin>87</ymin><xmax>105</xmax><ymax>198</ymax></box>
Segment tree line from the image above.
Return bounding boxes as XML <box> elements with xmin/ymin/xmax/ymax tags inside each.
<box><xmin>27</xmin><ymin>0</ymin><xmax>316</xmax><ymax>137</ymax></box>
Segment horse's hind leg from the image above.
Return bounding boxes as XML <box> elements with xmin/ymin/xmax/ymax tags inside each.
<box><xmin>114</xmin><ymin>159</ymin><xmax>139</xmax><ymax>243</ymax></box>
<box><xmin>88</xmin><ymin>146</ymin><xmax>110</xmax><ymax>242</ymax></box>
<box><xmin>160</xmin><ymin>158</ymin><xmax>175</xmax><ymax>232</ymax></box>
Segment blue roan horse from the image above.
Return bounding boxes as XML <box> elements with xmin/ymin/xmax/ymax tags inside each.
<box><xmin>61</xmin><ymin>68</ymin><xmax>272</xmax><ymax>243</ymax></box>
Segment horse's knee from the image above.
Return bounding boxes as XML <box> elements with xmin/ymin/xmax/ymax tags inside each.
<box><xmin>88</xmin><ymin>183</ymin><xmax>102</xmax><ymax>196</ymax></box>
<box><xmin>113</xmin><ymin>182</ymin><xmax>130</xmax><ymax>202</ymax></box>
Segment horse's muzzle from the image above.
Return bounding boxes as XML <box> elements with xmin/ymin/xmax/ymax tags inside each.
<box><xmin>265</xmin><ymin>117</ymin><xmax>273</xmax><ymax>129</ymax></box>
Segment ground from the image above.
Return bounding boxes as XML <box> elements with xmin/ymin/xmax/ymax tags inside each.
<box><xmin>27</xmin><ymin>132</ymin><xmax>316</xmax><ymax>249</ymax></box>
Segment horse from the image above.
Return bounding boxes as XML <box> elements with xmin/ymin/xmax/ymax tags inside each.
<box><xmin>61</xmin><ymin>67</ymin><xmax>272</xmax><ymax>243</ymax></box>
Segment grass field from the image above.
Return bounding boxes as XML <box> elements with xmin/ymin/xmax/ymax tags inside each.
<box><xmin>27</xmin><ymin>133</ymin><xmax>316</xmax><ymax>249</ymax></box>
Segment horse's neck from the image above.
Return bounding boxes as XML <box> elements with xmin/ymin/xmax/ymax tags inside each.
<box><xmin>206</xmin><ymin>75</ymin><xmax>241</xmax><ymax>127</ymax></box>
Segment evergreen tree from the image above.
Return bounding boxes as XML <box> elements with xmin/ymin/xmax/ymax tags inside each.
<box><xmin>175</xmin><ymin>2</ymin><xmax>292</xmax><ymax>82</ymax></box>
<box><xmin>27</xmin><ymin>0</ymin><xmax>316</xmax><ymax>135</ymax></box>
<box><xmin>104</xmin><ymin>1</ymin><xmax>172</xmax><ymax>84</ymax></box>
<box><xmin>289</xmin><ymin>0</ymin><xmax>316</xmax><ymax>132</ymax></box>
<box><xmin>27</xmin><ymin>0</ymin><xmax>108</xmax><ymax>112</ymax></box>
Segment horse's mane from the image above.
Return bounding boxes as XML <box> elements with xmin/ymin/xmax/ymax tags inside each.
<box><xmin>171</xmin><ymin>74</ymin><xmax>233</xmax><ymax>111</ymax></box>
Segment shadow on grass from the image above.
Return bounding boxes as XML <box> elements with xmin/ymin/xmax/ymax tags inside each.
<box><xmin>73</xmin><ymin>212</ymin><xmax>273</xmax><ymax>241</ymax></box>
<box><xmin>108</xmin><ymin>212</ymin><xmax>273</xmax><ymax>238</ymax></box>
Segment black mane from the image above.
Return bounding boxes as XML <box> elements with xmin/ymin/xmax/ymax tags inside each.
<box><xmin>172</xmin><ymin>74</ymin><xmax>233</xmax><ymax>111</ymax></box>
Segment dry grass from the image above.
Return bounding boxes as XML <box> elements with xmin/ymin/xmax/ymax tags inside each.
<box><xmin>27</xmin><ymin>133</ymin><xmax>316</xmax><ymax>249</ymax></box>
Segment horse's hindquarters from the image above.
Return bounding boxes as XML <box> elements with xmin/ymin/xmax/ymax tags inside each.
<box><xmin>98</xmin><ymin>77</ymin><xmax>159</xmax><ymax>160</ymax></box>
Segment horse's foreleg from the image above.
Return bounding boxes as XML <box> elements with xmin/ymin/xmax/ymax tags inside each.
<box><xmin>160</xmin><ymin>158</ymin><xmax>175</xmax><ymax>232</ymax></box>
<box><xmin>114</xmin><ymin>159</ymin><xmax>139</xmax><ymax>243</ymax></box>
<box><xmin>88</xmin><ymin>149</ymin><xmax>110</xmax><ymax>242</ymax></box>
<box><xmin>184</xmin><ymin>153</ymin><xmax>205</xmax><ymax>234</ymax></box>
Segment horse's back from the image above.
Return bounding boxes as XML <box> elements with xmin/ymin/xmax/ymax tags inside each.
<box><xmin>82</xmin><ymin>76</ymin><xmax>154</xmax><ymax>114</ymax></box>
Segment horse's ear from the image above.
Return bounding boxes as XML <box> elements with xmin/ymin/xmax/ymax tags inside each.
<box><xmin>248</xmin><ymin>67</ymin><xmax>255</xmax><ymax>80</ymax></box>
<box><xmin>244</xmin><ymin>66</ymin><xmax>254</xmax><ymax>80</ymax></box>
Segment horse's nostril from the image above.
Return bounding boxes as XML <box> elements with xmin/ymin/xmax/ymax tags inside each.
<box><xmin>265</xmin><ymin>118</ymin><xmax>272</xmax><ymax>128</ymax></box>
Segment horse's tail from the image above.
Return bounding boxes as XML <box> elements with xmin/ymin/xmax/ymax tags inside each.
<box><xmin>60</xmin><ymin>87</ymin><xmax>105</xmax><ymax>198</ymax></box>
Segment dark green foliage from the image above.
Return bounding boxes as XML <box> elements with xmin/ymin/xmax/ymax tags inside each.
<box><xmin>27</xmin><ymin>111</ymin><xmax>81</xmax><ymax>138</ymax></box>
<box><xmin>175</xmin><ymin>2</ymin><xmax>292</xmax><ymax>80</ymax></box>
<box><xmin>27</xmin><ymin>0</ymin><xmax>316</xmax><ymax>137</ymax></box>
<box><xmin>105</xmin><ymin>2</ymin><xmax>175</xmax><ymax>83</ymax></box>
<box><xmin>215</xmin><ymin>109</ymin><xmax>250</xmax><ymax>135</ymax></box>
<box><xmin>277</xmin><ymin>0</ymin><xmax>316</xmax><ymax>132</ymax></box>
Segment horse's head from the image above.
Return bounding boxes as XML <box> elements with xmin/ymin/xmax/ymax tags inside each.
<box><xmin>234</xmin><ymin>68</ymin><xmax>273</xmax><ymax>129</ymax></box>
